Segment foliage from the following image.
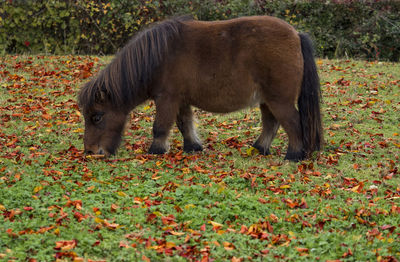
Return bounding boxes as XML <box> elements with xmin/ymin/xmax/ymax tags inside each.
<box><xmin>0</xmin><ymin>0</ymin><xmax>165</xmax><ymax>54</ymax></box>
<box><xmin>0</xmin><ymin>55</ymin><xmax>399</xmax><ymax>260</ymax></box>
<box><xmin>0</xmin><ymin>0</ymin><xmax>80</xmax><ymax>54</ymax></box>
<box><xmin>1</xmin><ymin>0</ymin><xmax>400</xmax><ymax>61</ymax></box>
<box><xmin>260</xmin><ymin>0</ymin><xmax>400</xmax><ymax>61</ymax></box>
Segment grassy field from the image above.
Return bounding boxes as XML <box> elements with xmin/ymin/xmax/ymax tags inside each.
<box><xmin>0</xmin><ymin>55</ymin><xmax>399</xmax><ymax>261</ymax></box>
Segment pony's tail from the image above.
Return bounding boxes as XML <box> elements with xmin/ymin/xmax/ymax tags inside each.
<box><xmin>298</xmin><ymin>33</ymin><xmax>324</xmax><ymax>157</ymax></box>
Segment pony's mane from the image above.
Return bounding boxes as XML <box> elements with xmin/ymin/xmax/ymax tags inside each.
<box><xmin>79</xmin><ymin>16</ymin><xmax>191</xmax><ymax>110</ymax></box>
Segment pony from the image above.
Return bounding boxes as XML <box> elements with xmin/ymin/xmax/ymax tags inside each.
<box><xmin>78</xmin><ymin>15</ymin><xmax>323</xmax><ymax>161</ymax></box>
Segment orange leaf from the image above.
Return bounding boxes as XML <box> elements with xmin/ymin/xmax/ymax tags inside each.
<box><xmin>165</xmin><ymin>242</ymin><xmax>176</xmax><ymax>248</ymax></box>
<box><xmin>351</xmin><ymin>181</ymin><xmax>364</xmax><ymax>193</ymax></box>
<box><xmin>269</xmin><ymin>213</ymin><xmax>278</xmax><ymax>223</ymax></box>
<box><xmin>42</xmin><ymin>113</ymin><xmax>51</xmax><ymax>120</ymax></box>
<box><xmin>296</xmin><ymin>247</ymin><xmax>309</xmax><ymax>253</ymax></box>
<box><xmin>342</xmin><ymin>248</ymin><xmax>353</xmax><ymax>258</ymax></box>
<box><xmin>209</xmin><ymin>220</ymin><xmax>223</xmax><ymax>231</ymax></box>
<box><xmin>170</xmin><ymin>231</ymin><xmax>185</xmax><ymax>236</ymax></box>
<box><xmin>55</xmin><ymin>240</ymin><xmax>77</xmax><ymax>250</ymax></box>
<box><xmin>223</xmin><ymin>241</ymin><xmax>235</xmax><ymax>250</ymax></box>
<box><xmin>119</xmin><ymin>241</ymin><xmax>130</xmax><ymax>248</ymax></box>
<box><xmin>110</xmin><ymin>204</ymin><xmax>119</xmax><ymax>212</ymax></box>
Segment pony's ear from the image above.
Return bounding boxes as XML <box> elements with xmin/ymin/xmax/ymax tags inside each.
<box><xmin>94</xmin><ymin>89</ymin><xmax>107</xmax><ymax>104</ymax></box>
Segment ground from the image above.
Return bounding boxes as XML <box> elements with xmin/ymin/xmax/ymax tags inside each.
<box><xmin>0</xmin><ymin>55</ymin><xmax>399</xmax><ymax>261</ymax></box>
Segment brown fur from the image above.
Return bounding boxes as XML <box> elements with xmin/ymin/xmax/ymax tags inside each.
<box><xmin>78</xmin><ymin>15</ymin><xmax>323</xmax><ymax>161</ymax></box>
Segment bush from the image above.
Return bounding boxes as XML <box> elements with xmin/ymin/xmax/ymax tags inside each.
<box><xmin>1</xmin><ymin>0</ymin><xmax>399</xmax><ymax>61</ymax></box>
<box><xmin>0</xmin><ymin>0</ymin><xmax>166</xmax><ymax>54</ymax></box>
<box><xmin>257</xmin><ymin>0</ymin><xmax>400</xmax><ymax>61</ymax></box>
<box><xmin>0</xmin><ymin>1</ymin><xmax>80</xmax><ymax>54</ymax></box>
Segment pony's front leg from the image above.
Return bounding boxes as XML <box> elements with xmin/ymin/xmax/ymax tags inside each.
<box><xmin>177</xmin><ymin>104</ymin><xmax>203</xmax><ymax>152</ymax></box>
<box><xmin>148</xmin><ymin>97</ymin><xmax>179</xmax><ymax>154</ymax></box>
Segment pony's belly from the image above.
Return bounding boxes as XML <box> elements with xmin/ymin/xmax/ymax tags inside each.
<box><xmin>191</xmin><ymin>88</ymin><xmax>262</xmax><ymax>113</ymax></box>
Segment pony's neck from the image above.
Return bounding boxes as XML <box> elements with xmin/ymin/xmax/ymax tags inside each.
<box><xmin>127</xmin><ymin>89</ymin><xmax>149</xmax><ymax>112</ymax></box>
<box><xmin>100</xmin><ymin>17</ymin><xmax>186</xmax><ymax>112</ymax></box>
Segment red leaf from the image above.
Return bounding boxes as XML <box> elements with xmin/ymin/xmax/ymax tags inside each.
<box><xmin>54</xmin><ymin>251</ymin><xmax>77</xmax><ymax>259</ymax></box>
<box><xmin>92</xmin><ymin>240</ymin><xmax>101</xmax><ymax>247</ymax></box>
<box><xmin>73</xmin><ymin>211</ymin><xmax>88</xmax><ymax>222</ymax></box>
<box><xmin>146</xmin><ymin>213</ymin><xmax>157</xmax><ymax>223</ymax></box>
<box><xmin>266</xmin><ymin>221</ymin><xmax>273</xmax><ymax>233</ymax></box>
<box><xmin>258</xmin><ymin>198</ymin><xmax>268</xmax><ymax>204</ymax></box>
<box><xmin>12</xmin><ymin>113</ymin><xmax>23</xmax><ymax>117</ymax></box>
<box><xmin>161</xmin><ymin>214</ymin><xmax>176</xmax><ymax>226</ymax></box>
<box><xmin>6</xmin><ymin>228</ymin><xmax>18</xmax><ymax>238</ymax></box>
<box><xmin>380</xmin><ymin>225</ymin><xmax>396</xmax><ymax>233</ymax></box>
<box><xmin>299</xmin><ymin>198</ymin><xmax>308</xmax><ymax>209</ymax></box>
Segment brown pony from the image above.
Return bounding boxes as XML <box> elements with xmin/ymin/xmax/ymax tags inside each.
<box><xmin>78</xmin><ymin>15</ymin><xmax>323</xmax><ymax>161</ymax></box>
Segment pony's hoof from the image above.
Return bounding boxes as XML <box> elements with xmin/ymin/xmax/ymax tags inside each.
<box><xmin>252</xmin><ymin>144</ymin><xmax>270</xmax><ymax>156</ymax></box>
<box><xmin>284</xmin><ymin>151</ymin><xmax>306</xmax><ymax>162</ymax></box>
<box><xmin>148</xmin><ymin>144</ymin><xmax>167</xmax><ymax>154</ymax></box>
<box><xmin>184</xmin><ymin>143</ymin><xmax>203</xmax><ymax>153</ymax></box>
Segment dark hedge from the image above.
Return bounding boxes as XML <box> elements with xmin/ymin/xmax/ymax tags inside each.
<box><xmin>1</xmin><ymin>0</ymin><xmax>399</xmax><ymax>61</ymax></box>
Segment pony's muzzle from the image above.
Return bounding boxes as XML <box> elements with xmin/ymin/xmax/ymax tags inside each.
<box><xmin>84</xmin><ymin>147</ymin><xmax>107</xmax><ymax>158</ymax></box>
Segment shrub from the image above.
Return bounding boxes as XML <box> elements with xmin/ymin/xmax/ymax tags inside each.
<box><xmin>257</xmin><ymin>0</ymin><xmax>400</xmax><ymax>61</ymax></box>
<box><xmin>1</xmin><ymin>0</ymin><xmax>399</xmax><ymax>61</ymax></box>
<box><xmin>0</xmin><ymin>0</ymin><xmax>80</xmax><ymax>54</ymax></box>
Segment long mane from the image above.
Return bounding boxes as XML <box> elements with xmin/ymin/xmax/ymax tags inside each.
<box><xmin>78</xmin><ymin>16</ymin><xmax>190</xmax><ymax>109</ymax></box>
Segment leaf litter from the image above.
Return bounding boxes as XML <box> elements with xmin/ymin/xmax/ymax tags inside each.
<box><xmin>0</xmin><ymin>56</ymin><xmax>399</xmax><ymax>261</ymax></box>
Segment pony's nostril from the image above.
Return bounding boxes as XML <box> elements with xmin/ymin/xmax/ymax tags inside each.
<box><xmin>98</xmin><ymin>148</ymin><xmax>105</xmax><ymax>155</ymax></box>
<box><xmin>85</xmin><ymin>150</ymin><xmax>94</xmax><ymax>155</ymax></box>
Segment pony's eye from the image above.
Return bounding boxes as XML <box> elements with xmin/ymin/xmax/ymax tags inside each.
<box><xmin>92</xmin><ymin>113</ymin><xmax>104</xmax><ymax>124</ymax></box>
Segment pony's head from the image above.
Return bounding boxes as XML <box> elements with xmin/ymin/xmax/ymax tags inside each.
<box><xmin>78</xmin><ymin>78</ymin><xmax>129</xmax><ymax>157</ymax></box>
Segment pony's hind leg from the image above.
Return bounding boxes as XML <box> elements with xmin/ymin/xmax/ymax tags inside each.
<box><xmin>253</xmin><ymin>103</ymin><xmax>279</xmax><ymax>155</ymax></box>
<box><xmin>176</xmin><ymin>105</ymin><xmax>203</xmax><ymax>152</ymax></box>
<box><xmin>148</xmin><ymin>97</ymin><xmax>179</xmax><ymax>154</ymax></box>
<box><xmin>268</xmin><ymin>102</ymin><xmax>305</xmax><ymax>161</ymax></box>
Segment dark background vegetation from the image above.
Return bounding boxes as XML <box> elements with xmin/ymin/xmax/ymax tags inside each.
<box><xmin>1</xmin><ymin>0</ymin><xmax>399</xmax><ymax>61</ymax></box>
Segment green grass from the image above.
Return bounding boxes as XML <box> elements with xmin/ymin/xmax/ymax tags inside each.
<box><xmin>0</xmin><ymin>55</ymin><xmax>399</xmax><ymax>261</ymax></box>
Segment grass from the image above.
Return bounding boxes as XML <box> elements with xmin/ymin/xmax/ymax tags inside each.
<box><xmin>0</xmin><ymin>55</ymin><xmax>399</xmax><ymax>261</ymax></box>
